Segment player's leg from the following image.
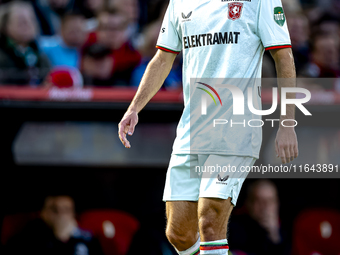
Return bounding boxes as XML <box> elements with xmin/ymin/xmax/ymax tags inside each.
<box><xmin>198</xmin><ymin>197</ymin><xmax>233</xmax><ymax>241</ymax></box>
<box><xmin>166</xmin><ymin>201</ymin><xmax>200</xmax><ymax>253</ymax></box>
<box><xmin>198</xmin><ymin>197</ymin><xmax>232</xmax><ymax>254</ymax></box>
<box><xmin>197</xmin><ymin>155</ymin><xmax>256</xmax><ymax>254</ymax></box>
<box><xmin>163</xmin><ymin>154</ymin><xmax>201</xmax><ymax>254</ymax></box>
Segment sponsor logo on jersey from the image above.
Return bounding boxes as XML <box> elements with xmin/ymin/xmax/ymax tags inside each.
<box><xmin>183</xmin><ymin>31</ymin><xmax>240</xmax><ymax>49</ymax></box>
<box><xmin>228</xmin><ymin>2</ymin><xmax>243</xmax><ymax>21</ymax></box>
<box><xmin>161</xmin><ymin>27</ymin><xmax>165</xmax><ymax>33</ymax></box>
<box><xmin>181</xmin><ymin>11</ymin><xmax>192</xmax><ymax>22</ymax></box>
<box><xmin>274</xmin><ymin>7</ymin><xmax>286</xmax><ymax>26</ymax></box>
<box><xmin>217</xmin><ymin>174</ymin><xmax>229</xmax><ymax>185</ymax></box>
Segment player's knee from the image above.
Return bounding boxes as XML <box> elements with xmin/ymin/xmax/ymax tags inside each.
<box><xmin>166</xmin><ymin>228</ymin><xmax>196</xmax><ymax>250</ymax></box>
<box><xmin>199</xmin><ymin>215</ymin><xmax>217</xmax><ymax>240</ymax></box>
<box><xmin>198</xmin><ymin>198</ymin><xmax>232</xmax><ymax>240</ymax></box>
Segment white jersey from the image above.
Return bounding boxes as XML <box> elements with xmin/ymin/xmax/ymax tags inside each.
<box><xmin>156</xmin><ymin>0</ymin><xmax>291</xmax><ymax>158</ymax></box>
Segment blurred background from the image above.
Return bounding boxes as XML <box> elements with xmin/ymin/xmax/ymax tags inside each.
<box><xmin>0</xmin><ymin>0</ymin><xmax>340</xmax><ymax>255</ymax></box>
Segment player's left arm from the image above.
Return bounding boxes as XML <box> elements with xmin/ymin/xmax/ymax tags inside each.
<box><xmin>270</xmin><ymin>47</ymin><xmax>298</xmax><ymax>164</ymax></box>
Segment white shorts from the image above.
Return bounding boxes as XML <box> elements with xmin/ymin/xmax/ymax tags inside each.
<box><xmin>163</xmin><ymin>154</ymin><xmax>256</xmax><ymax>206</ymax></box>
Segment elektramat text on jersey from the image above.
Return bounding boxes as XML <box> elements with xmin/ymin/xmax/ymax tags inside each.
<box><xmin>183</xmin><ymin>32</ymin><xmax>240</xmax><ymax>49</ymax></box>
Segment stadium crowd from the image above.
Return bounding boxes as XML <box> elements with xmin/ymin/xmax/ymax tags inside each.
<box><xmin>0</xmin><ymin>0</ymin><xmax>182</xmax><ymax>87</ymax></box>
<box><xmin>0</xmin><ymin>0</ymin><xmax>338</xmax><ymax>89</ymax></box>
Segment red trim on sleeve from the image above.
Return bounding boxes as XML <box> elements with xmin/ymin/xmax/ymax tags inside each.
<box><xmin>156</xmin><ymin>46</ymin><xmax>180</xmax><ymax>54</ymax></box>
<box><xmin>265</xmin><ymin>45</ymin><xmax>292</xmax><ymax>51</ymax></box>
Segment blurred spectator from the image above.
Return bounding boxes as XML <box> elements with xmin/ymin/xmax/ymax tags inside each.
<box><xmin>106</xmin><ymin>0</ymin><xmax>140</xmax><ymax>45</ymax></box>
<box><xmin>0</xmin><ymin>1</ymin><xmax>50</xmax><ymax>85</ymax></box>
<box><xmin>282</xmin><ymin>0</ymin><xmax>302</xmax><ymax>13</ymax></box>
<box><xmin>326</xmin><ymin>0</ymin><xmax>340</xmax><ymax>19</ymax></box>
<box><xmin>5</xmin><ymin>195</ymin><xmax>103</xmax><ymax>255</ymax></box>
<box><xmin>45</xmin><ymin>66</ymin><xmax>83</xmax><ymax>88</ymax></box>
<box><xmin>144</xmin><ymin>0</ymin><xmax>168</xmax><ymax>24</ymax></box>
<box><xmin>131</xmin><ymin>21</ymin><xmax>181</xmax><ymax>89</ymax></box>
<box><xmin>31</xmin><ymin>0</ymin><xmax>76</xmax><ymax>35</ymax></box>
<box><xmin>301</xmin><ymin>32</ymin><xmax>340</xmax><ymax>80</ymax></box>
<box><xmin>107</xmin><ymin>0</ymin><xmax>139</xmax><ymax>26</ymax></box>
<box><xmin>287</xmin><ymin>13</ymin><xmax>310</xmax><ymax>74</ymax></box>
<box><xmin>75</xmin><ymin>0</ymin><xmax>105</xmax><ymax>31</ymax></box>
<box><xmin>83</xmin><ymin>8</ymin><xmax>141</xmax><ymax>86</ymax></box>
<box><xmin>229</xmin><ymin>180</ymin><xmax>289</xmax><ymax>255</ymax></box>
<box><xmin>82</xmin><ymin>43</ymin><xmax>114</xmax><ymax>86</ymax></box>
<box><xmin>306</xmin><ymin>0</ymin><xmax>340</xmax><ymax>27</ymax></box>
<box><xmin>40</xmin><ymin>12</ymin><xmax>87</xmax><ymax>68</ymax></box>
<box><xmin>93</xmin><ymin>9</ymin><xmax>128</xmax><ymax>49</ymax></box>
<box><xmin>76</xmin><ymin>0</ymin><xmax>105</xmax><ymax>18</ymax></box>
<box><xmin>314</xmin><ymin>14</ymin><xmax>340</xmax><ymax>38</ymax></box>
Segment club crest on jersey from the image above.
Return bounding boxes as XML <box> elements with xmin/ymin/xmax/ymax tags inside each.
<box><xmin>274</xmin><ymin>7</ymin><xmax>286</xmax><ymax>26</ymax></box>
<box><xmin>228</xmin><ymin>2</ymin><xmax>243</xmax><ymax>21</ymax></box>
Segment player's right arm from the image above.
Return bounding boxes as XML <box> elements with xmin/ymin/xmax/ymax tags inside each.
<box><xmin>118</xmin><ymin>49</ymin><xmax>177</xmax><ymax>148</ymax></box>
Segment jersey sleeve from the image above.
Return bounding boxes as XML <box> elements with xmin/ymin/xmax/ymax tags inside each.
<box><xmin>258</xmin><ymin>0</ymin><xmax>292</xmax><ymax>51</ymax></box>
<box><xmin>156</xmin><ymin>1</ymin><xmax>182</xmax><ymax>54</ymax></box>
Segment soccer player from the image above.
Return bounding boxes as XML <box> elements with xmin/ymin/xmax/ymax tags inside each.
<box><xmin>118</xmin><ymin>0</ymin><xmax>298</xmax><ymax>254</ymax></box>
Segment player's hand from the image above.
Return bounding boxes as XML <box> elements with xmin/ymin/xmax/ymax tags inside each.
<box><xmin>118</xmin><ymin>110</ymin><xmax>138</xmax><ymax>148</ymax></box>
<box><xmin>275</xmin><ymin>127</ymin><xmax>298</xmax><ymax>164</ymax></box>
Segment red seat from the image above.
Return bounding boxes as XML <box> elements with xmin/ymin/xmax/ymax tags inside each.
<box><xmin>1</xmin><ymin>212</ymin><xmax>39</xmax><ymax>245</ymax></box>
<box><xmin>291</xmin><ymin>208</ymin><xmax>340</xmax><ymax>255</ymax></box>
<box><xmin>79</xmin><ymin>209</ymin><xmax>140</xmax><ymax>255</ymax></box>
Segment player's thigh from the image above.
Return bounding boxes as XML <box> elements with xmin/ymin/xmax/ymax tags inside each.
<box><xmin>197</xmin><ymin>197</ymin><xmax>233</xmax><ymax>240</ymax></box>
<box><xmin>166</xmin><ymin>201</ymin><xmax>199</xmax><ymax>235</ymax></box>
<box><xmin>163</xmin><ymin>154</ymin><xmax>200</xmax><ymax>201</ymax></box>
<box><xmin>199</xmin><ymin>155</ymin><xmax>256</xmax><ymax>205</ymax></box>
<box><xmin>197</xmin><ymin>155</ymin><xmax>256</xmax><ymax>240</ymax></box>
